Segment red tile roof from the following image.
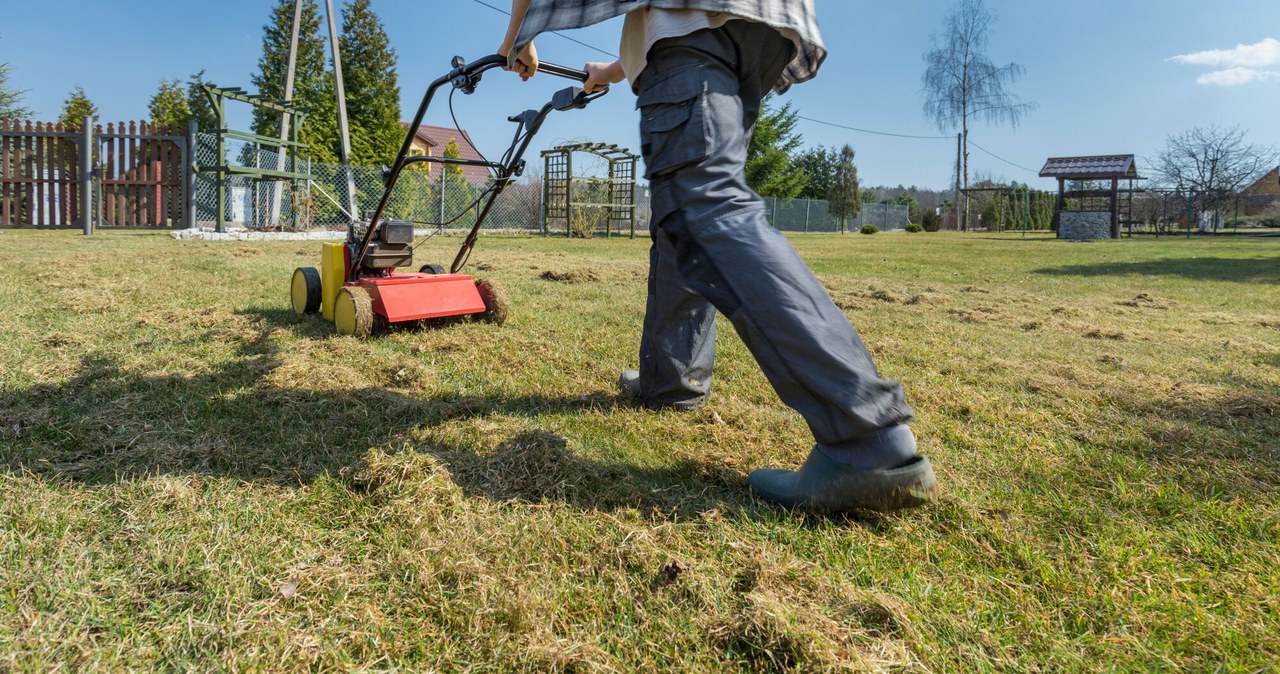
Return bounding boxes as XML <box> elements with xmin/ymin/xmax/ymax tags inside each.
<box><xmin>402</xmin><ymin>123</ymin><xmax>491</xmax><ymax>184</ymax></box>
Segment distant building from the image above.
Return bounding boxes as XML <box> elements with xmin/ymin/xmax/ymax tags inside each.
<box><xmin>1240</xmin><ymin>167</ymin><xmax>1280</xmax><ymax>216</ymax></box>
<box><xmin>400</xmin><ymin>123</ymin><xmax>490</xmax><ymax>185</ymax></box>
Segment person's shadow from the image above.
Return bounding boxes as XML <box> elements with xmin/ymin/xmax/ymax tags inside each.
<box><xmin>2</xmin><ymin>307</ymin><xmax>821</xmax><ymax>522</ymax></box>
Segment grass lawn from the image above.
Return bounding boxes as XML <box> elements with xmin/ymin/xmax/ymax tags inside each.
<box><xmin>1</xmin><ymin>229</ymin><xmax>1277</xmax><ymax>672</ymax></box>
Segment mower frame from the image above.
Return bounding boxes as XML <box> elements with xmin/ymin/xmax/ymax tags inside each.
<box><xmin>290</xmin><ymin>54</ymin><xmax>606</xmax><ymax>337</ymax></box>
<box><xmin>354</xmin><ymin>54</ymin><xmax>606</xmax><ymax>277</ymax></box>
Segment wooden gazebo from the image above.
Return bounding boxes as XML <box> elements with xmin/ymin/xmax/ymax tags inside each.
<box><xmin>1039</xmin><ymin>155</ymin><xmax>1143</xmax><ymax>240</ymax></box>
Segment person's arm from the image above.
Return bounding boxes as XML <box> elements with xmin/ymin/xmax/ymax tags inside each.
<box><xmin>584</xmin><ymin>60</ymin><xmax>625</xmax><ymax>94</ymax></box>
<box><xmin>498</xmin><ymin>0</ymin><xmax>538</xmax><ymax>80</ymax></box>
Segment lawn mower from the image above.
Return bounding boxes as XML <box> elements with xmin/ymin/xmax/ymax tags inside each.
<box><xmin>290</xmin><ymin>54</ymin><xmax>608</xmax><ymax>337</ymax></box>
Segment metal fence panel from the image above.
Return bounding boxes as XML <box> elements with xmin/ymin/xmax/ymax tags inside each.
<box><xmin>764</xmin><ymin>197</ymin><xmax>909</xmax><ymax>232</ymax></box>
<box><xmin>195</xmin><ymin>133</ymin><xmax>546</xmax><ymax>232</ymax></box>
<box><xmin>195</xmin><ymin>135</ymin><xmax>915</xmax><ymax>236</ymax></box>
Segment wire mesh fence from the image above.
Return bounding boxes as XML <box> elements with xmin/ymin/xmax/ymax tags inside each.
<box><xmin>194</xmin><ymin>133</ymin><xmax>542</xmax><ymax>233</ymax></box>
<box><xmin>194</xmin><ymin>134</ymin><xmax>914</xmax><ymax>235</ymax></box>
<box><xmin>763</xmin><ymin>198</ymin><xmax>910</xmax><ymax>232</ymax></box>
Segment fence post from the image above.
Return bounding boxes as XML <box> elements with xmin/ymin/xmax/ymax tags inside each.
<box><xmin>629</xmin><ymin>157</ymin><xmax>637</xmax><ymax>239</ymax></box>
<box><xmin>805</xmin><ymin>199</ymin><xmax>810</xmax><ymax>232</ymax></box>
<box><xmin>305</xmin><ymin>157</ymin><xmax>312</xmax><ymax>227</ymax></box>
<box><xmin>185</xmin><ymin>120</ymin><xmax>196</xmax><ymax>228</ymax></box>
<box><xmin>80</xmin><ymin>116</ymin><xmax>93</xmax><ymax>235</ymax></box>
<box><xmin>565</xmin><ymin>151</ymin><xmax>573</xmax><ymax>238</ymax></box>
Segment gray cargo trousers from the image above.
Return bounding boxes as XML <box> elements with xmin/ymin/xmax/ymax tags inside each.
<box><xmin>634</xmin><ymin>20</ymin><xmax>914</xmax><ymax>467</ymax></box>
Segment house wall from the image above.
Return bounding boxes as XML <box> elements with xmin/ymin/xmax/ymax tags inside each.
<box><xmin>409</xmin><ymin>138</ymin><xmax>432</xmax><ymax>157</ymax></box>
<box><xmin>1059</xmin><ymin>211</ymin><xmax>1112</xmax><ymax>240</ymax></box>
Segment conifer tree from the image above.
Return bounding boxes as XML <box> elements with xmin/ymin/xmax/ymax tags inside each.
<box><xmin>443</xmin><ymin>137</ymin><xmax>465</xmax><ymax>178</ymax></box>
<box><xmin>148</xmin><ymin>79</ymin><xmax>190</xmax><ymax>129</ymax></box>
<box><xmin>828</xmin><ymin>145</ymin><xmax>863</xmax><ymax>233</ymax></box>
<box><xmin>58</xmin><ymin>86</ymin><xmax>98</xmax><ymax>127</ymax></box>
<box><xmin>252</xmin><ymin>0</ymin><xmax>338</xmax><ymax>163</ymax></box>
<box><xmin>340</xmin><ymin>0</ymin><xmax>401</xmax><ymax>166</ymax></box>
<box><xmin>0</xmin><ymin>60</ymin><xmax>32</xmax><ymax>120</ymax></box>
<box><xmin>794</xmin><ymin>146</ymin><xmax>839</xmax><ymax>200</ymax></box>
<box><xmin>745</xmin><ymin>94</ymin><xmax>807</xmax><ymax>199</ymax></box>
<box><xmin>185</xmin><ymin>70</ymin><xmax>220</xmax><ymax>133</ymax></box>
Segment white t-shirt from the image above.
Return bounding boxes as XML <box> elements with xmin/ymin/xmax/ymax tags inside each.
<box><xmin>619</xmin><ymin>8</ymin><xmax>800</xmax><ymax>87</ymax></box>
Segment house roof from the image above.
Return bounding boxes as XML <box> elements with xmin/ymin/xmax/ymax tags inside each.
<box><xmin>401</xmin><ymin>123</ymin><xmax>491</xmax><ymax>184</ymax></box>
<box><xmin>1243</xmin><ymin>167</ymin><xmax>1280</xmax><ymax>196</ymax></box>
<box><xmin>1039</xmin><ymin>155</ymin><xmax>1142</xmax><ymax>180</ymax></box>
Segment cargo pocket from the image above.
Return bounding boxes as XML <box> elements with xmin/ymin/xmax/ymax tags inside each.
<box><xmin>637</xmin><ymin>70</ymin><xmax>709</xmax><ymax>179</ymax></box>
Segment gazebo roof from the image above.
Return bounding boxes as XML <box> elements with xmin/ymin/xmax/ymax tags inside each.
<box><xmin>1040</xmin><ymin>155</ymin><xmax>1142</xmax><ymax>180</ymax></box>
<box><xmin>541</xmin><ymin>142</ymin><xmax>638</xmax><ymax>161</ymax></box>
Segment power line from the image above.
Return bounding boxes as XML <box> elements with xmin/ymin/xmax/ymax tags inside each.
<box><xmin>968</xmin><ymin>140</ymin><xmax>1039</xmax><ymax>175</ymax></box>
<box><xmin>465</xmin><ymin>1</ymin><xmax>1034</xmax><ymax>167</ymax></box>
<box><xmin>468</xmin><ymin>0</ymin><xmax>618</xmax><ymax>58</ymax></box>
<box><xmin>796</xmin><ymin>115</ymin><xmax>951</xmax><ymax>141</ymax></box>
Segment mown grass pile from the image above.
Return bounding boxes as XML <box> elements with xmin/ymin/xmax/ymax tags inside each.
<box><xmin>1</xmin><ymin>230</ymin><xmax>1277</xmax><ymax>671</ymax></box>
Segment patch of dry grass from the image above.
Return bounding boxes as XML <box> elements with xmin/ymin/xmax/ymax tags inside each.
<box><xmin>0</xmin><ymin>230</ymin><xmax>1277</xmax><ymax>671</ymax></box>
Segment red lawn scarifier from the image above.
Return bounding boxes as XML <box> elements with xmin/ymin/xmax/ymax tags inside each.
<box><xmin>290</xmin><ymin>54</ymin><xmax>607</xmax><ymax>336</ymax></box>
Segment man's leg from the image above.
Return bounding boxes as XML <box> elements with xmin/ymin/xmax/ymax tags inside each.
<box><xmin>632</xmin><ymin>223</ymin><xmax>716</xmax><ymax>410</ymax></box>
<box><xmin>636</xmin><ymin>23</ymin><xmax>936</xmax><ymax>510</ymax></box>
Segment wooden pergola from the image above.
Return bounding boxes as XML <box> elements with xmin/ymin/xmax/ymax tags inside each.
<box><xmin>1039</xmin><ymin>155</ymin><xmax>1143</xmax><ymax>239</ymax></box>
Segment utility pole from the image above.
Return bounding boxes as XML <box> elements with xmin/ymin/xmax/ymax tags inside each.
<box><xmin>269</xmin><ymin>0</ymin><xmax>303</xmax><ymax>228</ymax></box>
<box><xmin>324</xmin><ymin>0</ymin><xmax>358</xmax><ymax>222</ymax></box>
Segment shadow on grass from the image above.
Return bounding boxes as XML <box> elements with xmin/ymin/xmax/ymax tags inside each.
<box><xmin>0</xmin><ymin>315</ymin><xmax>813</xmax><ymax>522</ymax></box>
<box><xmin>1032</xmin><ymin>257</ymin><xmax>1280</xmax><ymax>284</ymax></box>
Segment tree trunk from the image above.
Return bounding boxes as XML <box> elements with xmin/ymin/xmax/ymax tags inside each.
<box><xmin>962</xmin><ymin>123</ymin><xmax>970</xmax><ymax>232</ymax></box>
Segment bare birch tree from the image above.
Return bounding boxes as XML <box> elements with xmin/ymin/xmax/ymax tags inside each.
<box><xmin>922</xmin><ymin>0</ymin><xmax>1035</xmax><ymax>230</ymax></box>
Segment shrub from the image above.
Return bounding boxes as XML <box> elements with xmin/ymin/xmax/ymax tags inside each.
<box><xmin>860</xmin><ymin>224</ymin><xmax>879</xmax><ymax>235</ymax></box>
<box><xmin>569</xmin><ymin>207</ymin><xmax>603</xmax><ymax>238</ymax></box>
<box><xmin>922</xmin><ymin>211</ymin><xmax>942</xmax><ymax>232</ymax></box>
<box><xmin>1225</xmin><ymin>215</ymin><xmax>1279</xmax><ymax>229</ymax></box>
<box><xmin>905</xmin><ymin>223</ymin><xmax>924</xmax><ymax>233</ymax></box>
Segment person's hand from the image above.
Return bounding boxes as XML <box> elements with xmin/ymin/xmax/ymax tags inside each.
<box><xmin>584</xmin><ymin>60</ymin><xmax>623</xmax><ymax>93</ymax></box>
<box><xmin>500</xmin><ymin>41</ymin><xmax>539</xmax><ymax>81</ymax></box>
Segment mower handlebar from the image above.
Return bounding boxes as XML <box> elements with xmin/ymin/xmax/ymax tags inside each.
<box><xmin>537</xmin><ymin>62</ymin><xmax>590</xmax><ymax>82</ymax></box>
<box><xmin>458</xmin><ymin>54</ymin><xmax>602</xmax><ymax>90</ymax></box>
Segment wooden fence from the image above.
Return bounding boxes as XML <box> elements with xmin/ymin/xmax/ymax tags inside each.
<box><xmin>97</xmin><ymin>121</ymin><xmax>188</xmax><ymax>227</ymax></box>
<box><xmin>0</xmin><ymin>119</ymin><xmax>191</xmax><ymax>228</ymax></box>
<box><xmin>0</xmin><ymin>120</ymin><xmax>83</xmax><ymax>227</ymax></box>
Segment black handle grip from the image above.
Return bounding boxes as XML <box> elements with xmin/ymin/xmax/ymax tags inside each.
<box><xmin>538</xmin><ymin>61</ymin><xmax>589</xmax><ymax>82</ymax></box>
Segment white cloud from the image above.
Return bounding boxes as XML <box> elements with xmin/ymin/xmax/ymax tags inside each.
<box><xmin>1170</xmin><ymin>37</ymin><xmax>1280</xmax><ymax>68</ymax></box>
<box><xmin>1196</xmin><ymin>67</ymin><xmax>1280</xmax><ymax>86</ymax></box>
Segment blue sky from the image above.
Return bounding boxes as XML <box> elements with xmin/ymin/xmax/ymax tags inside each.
<box><xmin>4</xmin><ymin>0</ymin><xmax>1277</xmax><ymax>190</ymax></box>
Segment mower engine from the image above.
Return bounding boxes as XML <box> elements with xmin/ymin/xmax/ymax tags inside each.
<box><xmin>356</xmin><ymin>219</ymin><xmax>415</xmax><ymax>273</ymax></box>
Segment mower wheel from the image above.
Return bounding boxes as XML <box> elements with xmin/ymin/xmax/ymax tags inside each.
<box><xmin>334</xmin><ymin>286</ymin><xmax>375</xmax><ymax>338</ymax></box>
<box><xmin>419</xmin><ymin>263</ymin><xmax>447</xmax><ymax>275</ymax></box>
<box><xmin>474</xmin><ymin>277</ymin><xmax>509</xmax><ymax>326</ymax></box>
<box><xmin>291</xmin><ymin>267</ymin><xmax>322</xmax><ymax>314</ymax></box>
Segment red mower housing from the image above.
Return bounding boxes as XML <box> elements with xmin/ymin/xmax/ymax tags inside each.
<box><xmin>354</xmin><ymin>273</ymin><xmax>486</xmax><ymax>323</ymax></box>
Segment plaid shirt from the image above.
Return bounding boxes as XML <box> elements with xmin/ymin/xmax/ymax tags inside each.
<box><xmin>513</xmin><ymin>0</ymin><xmax>825</xmax><ymax>92</ymax></box>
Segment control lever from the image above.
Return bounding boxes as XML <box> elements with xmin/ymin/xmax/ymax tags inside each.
<box><xmin>508</xmin><ymin>109</ymin><xmax>541</xmax><ymax>126</ymax></box>
<box><xmin>553</xmin><ymin>86</ymin><xmax>591</xmax><ymax>112</ymax></box>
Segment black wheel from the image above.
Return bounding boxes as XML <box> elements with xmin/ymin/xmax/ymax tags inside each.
<box><xmin>474</xmin><ymin>277</ymin><xmax>509</xmax><ymax>326</ymax></box>
<box><xmin>419</xmin><ymin>263</ymin><xmax>447</xmax><ymax>275</ymax></box>
<box><xmin>290</xmin><ymin>267</ymin><xmax>322</xmax><ymax>314</ymax></box>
